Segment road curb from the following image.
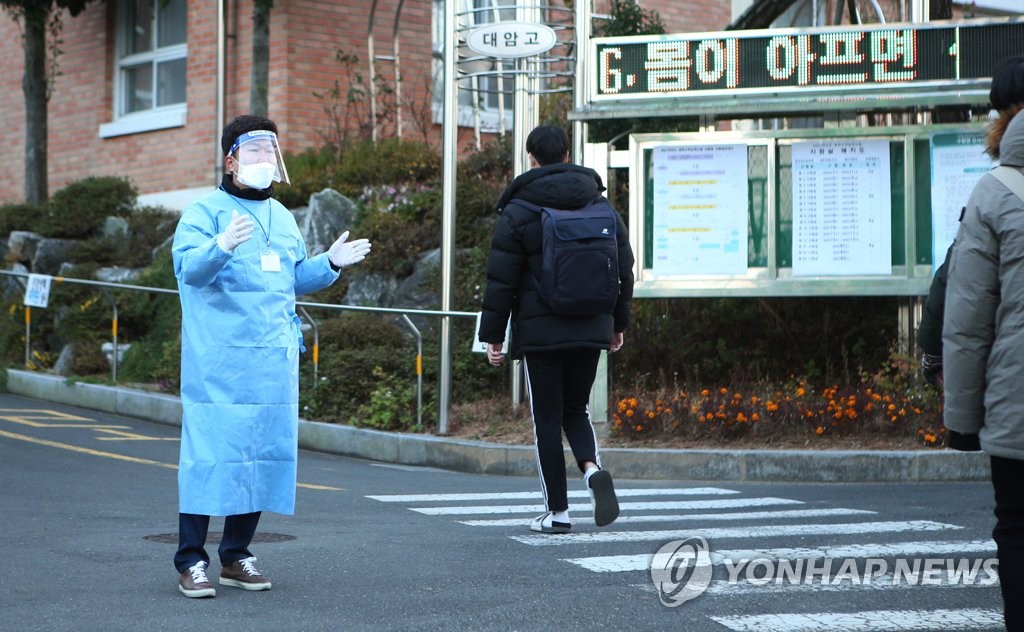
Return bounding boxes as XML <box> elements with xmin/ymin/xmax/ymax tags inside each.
<box><xmin>4</xmin><ymin>368</ymin><xmax>991</xmax><ymax>483</ymax></box>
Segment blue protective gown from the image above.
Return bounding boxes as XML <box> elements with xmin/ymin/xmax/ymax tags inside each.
<box><xmin>172</xmin><ymin>188</ymin><xmax>338</xmax><ymax>516</ymax></box>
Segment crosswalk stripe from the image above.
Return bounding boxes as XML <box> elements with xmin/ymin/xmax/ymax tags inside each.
<box><xmin>708</xmin><ymin>608</ymin><xmax>1004</xmax><ymax>631</ymax></box>
<box><xmin>410</xmin><ymin>497</ymin><xmax>804</xmax><ymax>515</ymax></box>
<box><xmin>458</xmin><ymin>507</ymin><xmax>876</xmax><ymax>527</ymax></box>
<box><xmin>513</xmin><ymin>520</ymin><xmax>961</xmax><ymax>546</ymax></box>
<box><xmin>563</xmin><ymin>539</ymin><xmax>997</xmax><ymax>572</ymax></box>
<box><xmin>366</xmin><ymin>487</ymin><xmax>737</xmax><ymax>502</ymax></box>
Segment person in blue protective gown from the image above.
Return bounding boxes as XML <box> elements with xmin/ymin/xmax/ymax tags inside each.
<box><xmin>171</xmin><ymin>114</ymin><xmax>371</xmax><ymax>598</ymax></box>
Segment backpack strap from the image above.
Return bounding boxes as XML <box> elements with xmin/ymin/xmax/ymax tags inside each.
<box><xmin>991</xmin><ymin>166</ymin><xmax>1024</xmax><ymax>202</ymax></box>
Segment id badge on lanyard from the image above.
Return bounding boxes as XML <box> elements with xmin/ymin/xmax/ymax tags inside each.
<box><xmin>261</xmin><ymin>249</ymin><xmax>281</xmax><ymax>272</ymax></box>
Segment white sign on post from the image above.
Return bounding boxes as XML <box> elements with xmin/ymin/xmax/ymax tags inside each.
<box><xmin>472</xmin><ymin>312</ymin><xmax>511</xmax><ymax>354</ymax></box>
<box><xmin>466</xmin><ymin>22</ymin><xmax>557</xmax><ymax>59</ymax></box>
<box><xmin>24</xmin><ymin>274</ymin><xmax>53</xmax><ymax>308</ymax></box>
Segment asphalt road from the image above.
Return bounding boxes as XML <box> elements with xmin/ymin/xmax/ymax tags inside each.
<box><xmin>0</xmin><ymin>392</ymin><xmax>1006</xmax><ymax>631</ymax></box>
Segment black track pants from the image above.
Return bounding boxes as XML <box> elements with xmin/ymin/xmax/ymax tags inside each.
<box><xmin>991</xmin><ymin>455</ymin><xmax>1024</xmax><ymax>631</ymax></box>
<box><xmin>523</xmin><ymin>348</ymin><xmax>602</xmax><ymax>513</ymax></box>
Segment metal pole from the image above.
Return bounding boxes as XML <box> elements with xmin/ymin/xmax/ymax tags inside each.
<box><xmin>111</xmin><ymin>301</ymin><xmax>119</xmax><ymax>383</ymax></box>
<box><xmin>215</xmin><ymin>0</ymin><xmax>226</xmax><ymax>184</ymax></box>
<box><xmin>508</xmin><ymin>0</ymin><xmax>543</xmax><ymax>407</ymax></box>
<box><xmin>298</xmin><ymin>306</ymin><xmax>318</xmax><ymax>386</ymax></box>
<box><xmin>400</xmin><ymin>314</ymin><xmax>423</xmax><ymax>429</ymax></box>
<box><xmin>438</xmin><ymin>0</ymin><xmax>460</xmax><ymax>434</ymax></box>
<box><xmin>24</xmin><ymin>306</ymin><xmax>30</xmax><ymax>368</ymax></box>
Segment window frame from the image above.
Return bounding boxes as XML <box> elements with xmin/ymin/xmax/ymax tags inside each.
<box><xmin>100</xmin><ymin>0</ymin><xmax>188</xmax><ymax>138</ymax></box>
<box><xmin>432</xmin><ymin>0</ymin><xmax>516</xmax><ymax>132</ymax></box>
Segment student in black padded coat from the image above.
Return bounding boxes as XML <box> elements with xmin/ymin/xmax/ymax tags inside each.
<box><xmin>478</xmin><ymin>125</ymin><xmax>635</xmax><ymax>534</ymax></box>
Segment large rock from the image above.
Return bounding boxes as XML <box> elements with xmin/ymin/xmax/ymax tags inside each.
<box><xmin>95</xmin><ymin>267</ymin><xmax>142</xmax><ymax>283</ymax></box>
<box><xmin>344</xmin><ymin>271</ymin><xmax>398</xmax><ymax>307</ymax></box>
<box><xmin>7</xmin><ymin>231</ymin><xmax>42</xmax><ymax>265</ymax></box>
<box><xmin>300</xmin><ymin>189</ymin><xmax>358</xmax><ymax>256</ymax></box>
<box><xmin>100</xmin><ymin>216</ymin><xmax>129</xmax><ymax>238</ymax></box>
<box><xmin>393</xmin><ymin>248</ymin><xmax>441</xmax><ymax>310</ymax></box>
<box><xmin>53</xmin><ymin>344</ymin><xmax>76</xmax><ymax>376</ymax></box>
<box><xmin>32</xmin><ymin>238</ymin><xmax>78</xmax><ymax>275</ymax></box>
<box><xmin>1</xmin><ymin>263</ymin><xmax>29</xmax><ymax>302</ymax></box>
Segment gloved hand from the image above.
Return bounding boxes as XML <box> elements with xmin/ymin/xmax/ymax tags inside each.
<box><xmin>329</xmin><ymin>231</ymin><xmax>372</xmax><ymax>268</ymax></box>
<box><xmin>217</xmin><ymin>210</ymin><xmax>255</xmax><ymax>252</ymax></box>
<box><xmin>947</xmin><ymin>430</ymin><xmax>981</xmax><ymax>452</ymax></box>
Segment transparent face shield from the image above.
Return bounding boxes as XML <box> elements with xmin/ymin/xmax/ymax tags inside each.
<box><xmin>229</xmin><ymin>130</ymin><xmax>290</xmax><ymax>184</ymax></box>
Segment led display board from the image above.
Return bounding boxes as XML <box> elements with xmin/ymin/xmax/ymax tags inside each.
<box><xmin>593</xmin><ymin>19</ymin><xmax>1024</xmax><ymax>101</ymax></box>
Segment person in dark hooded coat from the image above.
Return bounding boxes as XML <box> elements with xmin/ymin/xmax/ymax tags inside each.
<box><xmin>478</xmin><ymin>125</ymin><xmax>634</xmax><ymax>534</ymax></box>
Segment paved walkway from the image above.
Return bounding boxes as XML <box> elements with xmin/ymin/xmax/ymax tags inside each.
<box><xmin>3</xmin><ymin>369</ymin><xmax>990</xmax><ymax>483</ymax></box>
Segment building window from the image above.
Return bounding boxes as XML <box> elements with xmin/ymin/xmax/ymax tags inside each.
<box><xmin>100</xmin><ymin>0</ymin><xmax>188</xmax><ymax>138</ymax></box>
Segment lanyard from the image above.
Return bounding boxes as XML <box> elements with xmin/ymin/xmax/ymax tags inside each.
<box><xmin>226</xmin><ymin>195</ymin><xmax>272</xmax><ymax>248</ymax></box>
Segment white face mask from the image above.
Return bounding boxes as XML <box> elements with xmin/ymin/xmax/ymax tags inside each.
<box><xmin>236</xmin><ymin>161</ymin><xmax>277</xmax><ymax>190</ymax></box>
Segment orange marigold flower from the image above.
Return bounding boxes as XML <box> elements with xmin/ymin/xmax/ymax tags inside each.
<box><xmin>647</xmin><ymin>411</ymin><xmax>656</xmax><ymax>419</ymax></box>
<box><xmin>737</xmin><ymin>413</ymin><xmax>748</xmax><ymax>422</ymax></box>
<box><xmin>629</xmin><ymin>398</ymin><xmax>638</xmax><ymax>407</ymax></box>
<box><xmin>635</xmin><ymin>424</ymin><xmax>644</xmax><ymax>432</ymax></box>
<box><xmin>719</xmin><ymin>387</ymin><xmax>728</xmax><ymax>395</ymax></box>
<box><xmin>701</xmin><ymin>389</ymin><xmax>710</xmax><ymax>397</ymax></box>
<box><xmin>796</xmin><ymin>387</ymin><xmax>806</xmax><ymax>397</ymax></box>
<box><xmin>815</xmin><ymin>426</ymin><xmax>824</xmax><ymax>435</ymax></box>
<box><xmin>625</xmin><ymin>410</ymin><xmax>634</xmax><ymax>417</ymax></box>
<box><xmin>751</xmin><ymin>413</ymin><xmax>761</xmax><ymax>421</ymax></box>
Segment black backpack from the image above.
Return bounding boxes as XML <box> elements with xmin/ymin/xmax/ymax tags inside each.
<box><xmin>516</xmin><ymin>198</ymin><xmax>621</xmax><ymax>316</ymax></box>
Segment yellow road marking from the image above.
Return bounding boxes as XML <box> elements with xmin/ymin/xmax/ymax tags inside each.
<box><xmin>0</xmin><ymin>409</ymin><xmax>92</xmax><ymax>421</ymax></box>
<box><xmin>0</xmin><ymin>428</ymin><xmax>176</xmax><ymax>469</ymax></box>
<box><xmin>0</xmin><ymin>428</ymin><xmax>344</xmax><ymax>491</ymax></box>
<box><xmin>93</xmin><ymin>428</ymin><xmax>179</xmax><ymax>441</ymax></box>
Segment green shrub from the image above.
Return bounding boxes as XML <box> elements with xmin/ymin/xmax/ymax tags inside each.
<box><xmin>276</xmin><ymin>146</ymin><xmax>338</xmax><ymax>209</ymax></box>
<box><xmin>37</xmin><ymin>176</ymin><xmax>138</xmax><ymax>239</ymax></box>
<box><xmin>330</xmin><ymin>138</ymin><xmax>440</xmax><ymax>198</ymax></box>
<box><xmin>0</xmin><ymin>203</ymin><xmax>45</xmax><ymax>235</ymax></box>
<box><xmin>352</xmin><ymin>365</ymin><xmax>417</xmax><ymax>430</ymax></box>
<box><xmin>613</xmin><ymin>296</ymin><xmax>899</xmax><ymax>388</ymax></box>
<box><xmin>299</xmin><ymin>313</ymin><xmax>417</xmax><ymax>427</ymax></box>
<box><xmin>354</xmin><ymin>209</ymin><xmax>438</xmax><ymax>276</ymax></box>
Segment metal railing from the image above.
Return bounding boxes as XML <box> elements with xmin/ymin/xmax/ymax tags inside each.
<box><xmin>0</xmin><ymin>269</ymin><xmax>478</xmax><ymax>430</ymax></box>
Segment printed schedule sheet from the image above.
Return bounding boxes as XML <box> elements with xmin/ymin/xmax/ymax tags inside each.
<box><xmin>791</xmin><ymin>139</ymin><xmax>892</xmax><ymax>276</ymax></box>
<box><xmin>651</xmin><ymin>144</ymin><xmax>749</xmax><ymax>276</ymax></box>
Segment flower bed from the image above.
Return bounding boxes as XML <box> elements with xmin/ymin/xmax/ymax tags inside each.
<box><xmin>611</xmin><ymin>381</ymin><xmax>946</xmax><ymax>449</ymax></box>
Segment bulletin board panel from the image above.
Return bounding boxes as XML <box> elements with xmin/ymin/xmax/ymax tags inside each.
<box><xmin>629</xmin><ymin>124</ymin><xmax>989</xmax><ymax>298</ymax></box>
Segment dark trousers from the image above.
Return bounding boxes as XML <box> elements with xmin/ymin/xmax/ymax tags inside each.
<box><xmin>991</xmin><ymin>455</ymin><xmax>1024</xmax><ymax>631</ymax></box>
<box><xmin>523</xmin><ymin>348</ymin><xmax>602</xmax><ymax>513</ymax></box>
<box><xmin>174</xmin><ymin>512</ymin><xmax>262</xmax><ymax>573</ymax></box>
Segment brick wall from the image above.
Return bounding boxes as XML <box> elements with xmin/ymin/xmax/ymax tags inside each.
<box><xmin>0</xmin><ymin>0</ymin><xmax>1010</xmax><ymax>205</ymax></box>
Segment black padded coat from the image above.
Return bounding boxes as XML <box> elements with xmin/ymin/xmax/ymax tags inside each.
<box><xmin>478</xmin><ymin>162</ymin><xmax>635</xmax><ymax>359</ymax></box>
